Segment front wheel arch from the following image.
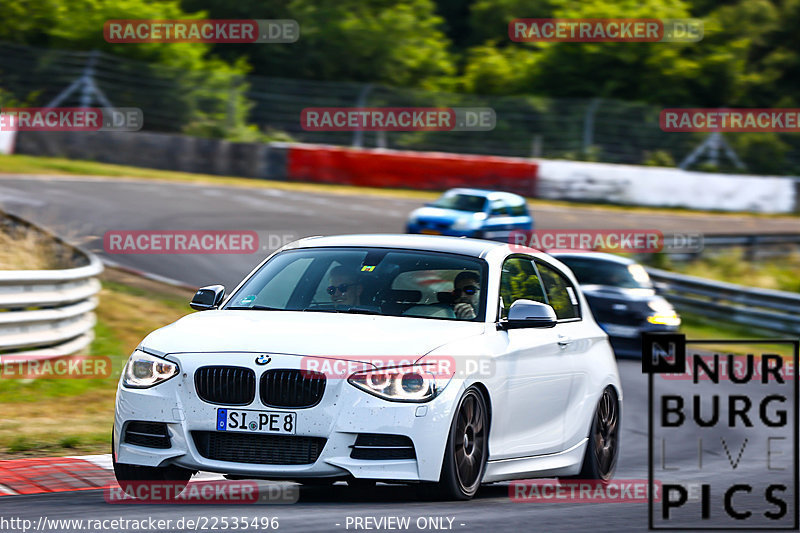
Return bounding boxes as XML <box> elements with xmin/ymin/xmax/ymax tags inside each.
<box><xmin>420</xmin><ymin>385</ymin><xmax>490</xmax><ymax>500</ymax></box>
<box><xmin>574</xmin><ymin>385</ymin><xmax>620</xmax><ymax>482</ymax></box>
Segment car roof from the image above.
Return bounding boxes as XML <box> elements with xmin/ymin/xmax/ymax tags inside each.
<box><xmin>290</xmin><ymin>234</ymin><xmax>508</xmax><ymax>258</ymax></box>
<box><xmin>443</xmin><ymin>188</ymin><xmax>526</xmax><ymax>202</ymax></box>
<box><xmin>548</xmin><ymin>251</ymin><xmax>635</xmax><ymax>265</ymax></box>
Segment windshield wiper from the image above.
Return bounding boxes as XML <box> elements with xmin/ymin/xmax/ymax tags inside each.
<box><xmin>226</xmin><ymin>305</ymin><xmax>281</xmax><ymax>311</ymax></box>
<box><xmin>302</xmin><ymin>307</ymin><xmax>382</xmax><ymax>316</ymax></box>
<box><xmin>338</xmin><ymin>307</ymin><xmax>383</xmax><ymax>316</ymax></box>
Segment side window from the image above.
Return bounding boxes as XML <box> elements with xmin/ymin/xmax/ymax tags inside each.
<box><xmin>489</xmin><ymin>200</ymin><xmax>509</xmax><ymax>216</ymax></box>
<box><xmin>509</xmin><ymin>202</ymin><xmax>528</xmax><ymax>216</ymax></box>
<box><xmin>499</xmin><ymin>256</ymin><xmax>546</xmax><ymax>318</ymax></box>
<box><xmin>250</xmin><ymin>257</ymin><xmax>313</xmax><ymax>308</ymax></box>
<box><xmin>535</xmin><ymin>261</ymin><xmax>580</xmax><ymax>320</ymax></box>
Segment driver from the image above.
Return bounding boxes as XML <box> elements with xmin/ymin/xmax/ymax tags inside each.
<box><xmin>452</xmin><ymin>271</ymin><xmax>480</xmax><ymax>319</ymax></box>
<box><xmin>327</xmin><ymin>265</ymin><xmax>364</xmax><ymax>307</ymax></box>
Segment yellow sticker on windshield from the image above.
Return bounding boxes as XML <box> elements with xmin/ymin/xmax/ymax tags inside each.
<box><xmin>361</xmin><ymin>265</ymin><xmax>375</xmax><ymax>272</ymax></box>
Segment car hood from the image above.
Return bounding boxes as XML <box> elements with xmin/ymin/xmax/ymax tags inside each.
<box><xmin>141</xmin><ymin>310</ymin><xmax>486</xmax><ymax>360</ymax></box>
<box><xmin>580</xmin><ymin>285</ymin><xmax>657</xmax><ymax>301</ymax></box>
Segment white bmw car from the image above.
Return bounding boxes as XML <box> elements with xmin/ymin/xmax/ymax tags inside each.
<box><xmin>113</xmin><ymin>234</ymin><xmax>621</xmax><ymax>500</ymax></box>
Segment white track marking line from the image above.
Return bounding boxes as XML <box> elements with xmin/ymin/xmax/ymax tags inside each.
<box><xmin>0</xmin><ymin>483</ymin><xmax>19</xmax><ymax>495</ymax></box>
<box><xmin>68</xmin><ymin>454</ymin><xmax>113</xmax><ymax>471</ymax></box>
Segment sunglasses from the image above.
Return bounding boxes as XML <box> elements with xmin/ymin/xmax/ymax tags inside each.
<box><xmin>453</xmin><ymin>285</ymin><xmax>479</xmax><ymax>296</ymax></box>
<box><xmin>327</xmin><ymin>284</ymin><xmax>352</xmax><ymax>295</ymax></box>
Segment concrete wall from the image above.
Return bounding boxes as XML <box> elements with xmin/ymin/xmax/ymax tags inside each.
<box><xmin>0</xmin><ymin>126</ymin><xmax>15</xmax><ymax>155</ymax></box>
<box><xmin>536</xmin><ymin>160</ymin><xmax>799</xmax><ymax>214</ymax></box>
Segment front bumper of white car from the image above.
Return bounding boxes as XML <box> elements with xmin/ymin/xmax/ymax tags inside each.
<box><xmin>113</xmin><ymin>351</ymin><xmax>462</xmax><ymax>482</ymax></box>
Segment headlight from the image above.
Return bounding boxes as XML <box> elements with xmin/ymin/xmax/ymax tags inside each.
<box><xmin>628</xmin><ymin>264</ymin><xmax>652</xmax><ymax>285</ymax></box>
<box><xmin>452</xmin><ymin>217</ymin><xmax>480</xmax><ymax>230</ymax></box>
<box><xmin>646</xmin><ymin>299</ymin><xmax>681</xmax><ymax>326</ymax></box>
<box><xmin>348</xmin><ymin>364</ymin><xmax>452</xmax><ymax>402</ymax></box>
<box><xmin>122</xmin><ymin>350</ymin><xmax>179</xmax><ymax>389</ymax></box>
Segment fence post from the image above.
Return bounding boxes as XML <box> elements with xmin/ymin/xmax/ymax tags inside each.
<box><xmin>582</xmin><ymin>98</ymin><xmax>601</xmax><ymax>157</ymax></box>
<box><xmin>352</xmin><ymin>83</ymin><xmax>373</xmax><ymax>148</ymax></box>
<box><xmin>46</xmin><ymin>49</ymin><xmax>114</xmax><ymax>109</ymax></box>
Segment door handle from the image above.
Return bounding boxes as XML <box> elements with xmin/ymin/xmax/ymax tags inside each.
<box><xmin>557</xmin><ymin>334</ymin><xmax>572</xmax><ymax>347</ymax></box>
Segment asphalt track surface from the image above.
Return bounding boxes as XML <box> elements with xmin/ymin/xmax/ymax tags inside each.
<box><xmin>0</xmin><ymin>174</ymin><xmax>797</xmax><ymax>532</ymax></box>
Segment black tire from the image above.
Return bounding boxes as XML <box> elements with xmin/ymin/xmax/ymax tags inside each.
<box><xmin>575</xmin><ymin>387</ymin><xmax>619</xmax><ymax>481</ymax></box>
<box><xmin>421</xmin><ymin>387</ymin><xmax>488</xmax><ymax>500</ymax></box>
<box><xmin>112</xmin><ymin>430</ymin><xmax>194</xmax><ymax>500</ymax></box>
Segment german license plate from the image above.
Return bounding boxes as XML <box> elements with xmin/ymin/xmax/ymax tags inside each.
<box><xmin>216</xmin><ymin>409</ymin><xmax>296</xmax><ymax>434</ymax></box>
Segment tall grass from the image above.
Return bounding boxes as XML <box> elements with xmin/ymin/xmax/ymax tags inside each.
<box><xmin>0</xmin><ymin>217</ymin><xmax>75</xmax><ymax>270</ymax></box>
<box><xmin>666</xmin><ymin>248</ymin><xmax>800</xmax><ymax>293</ymax></box>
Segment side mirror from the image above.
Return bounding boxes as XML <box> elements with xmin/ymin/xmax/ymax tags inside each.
<box><xmin>500</xmin><ymin>299</ymin><xmax>557</xmax><ymax>329</ymax></box>
<box><xmin>190</xmin><ymin>285</ymin><xmax>225</xmax><ymax>311</ymax></box>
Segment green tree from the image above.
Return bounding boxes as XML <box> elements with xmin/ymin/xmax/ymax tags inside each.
<box><xmin>181</xmin><ymin>0</ymin><xmax>456</xmax><ymax>89</ymax></box>
<box><xmin>0</xmin><ymin>0</ymin><xmax>252</xmax><ymax>138</ymax></box>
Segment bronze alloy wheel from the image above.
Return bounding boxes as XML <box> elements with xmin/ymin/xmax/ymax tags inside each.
<box><xmin>453</xmin><ymin>390</ymin><xmax>487</xmax><ymax>492</ymax></box>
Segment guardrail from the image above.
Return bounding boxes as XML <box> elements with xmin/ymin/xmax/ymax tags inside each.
<box><xmin>662</xmin><ymin>233</ymin><xmax>800</xmax><ymax>260</ymax></box>
<box><xmin>0</xmin><ymin>215</ymin><xmax>103</xmax><ymax>359</ymax></box>
<box><xmin>646</xmin><ymin>267</ymin><xmax>800</xmax><ymax>336</ymax></box>
<box><xmin>702</xmin><ymin>233</ymin><xmax>800</xmax><ymax>260</ymax></box>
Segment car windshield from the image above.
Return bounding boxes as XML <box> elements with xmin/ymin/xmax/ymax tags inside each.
<box><xmin>430</xmin><ymin>193</ymin><xmax>487</xmax><ymax>212</ymax></box>
<box><xmin>557</xmin><ymin>257</ymin><xmax>653</xmax><ymax>289</ymax></box>
<box><xmin>225</xmin><ymin>247</ymin><xmax>487</xmax><ymax>321</ymax></box>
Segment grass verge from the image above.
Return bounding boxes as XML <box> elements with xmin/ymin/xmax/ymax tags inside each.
<box><xmin>0</xmin><ymin>268</ymin><xmax>193</xmax><ymax>458</ymax></box>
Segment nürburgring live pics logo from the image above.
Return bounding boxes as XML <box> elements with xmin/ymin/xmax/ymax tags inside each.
<box><xmin>644</xmin><ymin>333</ymin><xmax>798</xmax><ymax>530</ymax></box>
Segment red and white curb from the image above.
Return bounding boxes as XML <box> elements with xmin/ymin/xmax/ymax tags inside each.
<box><xmin>0</xmin><ymin>454</ymin><xmax>224</xmax><ymax>496</ymax></box>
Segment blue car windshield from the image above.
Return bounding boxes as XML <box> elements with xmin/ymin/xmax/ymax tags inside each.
<box><xmin>557</xmin><ymin>257</ymin><xmax>653</xmax><ymax>289</ymax></box>
<box><xmin>225</xmin><ymin>247</ymin><xmax>488</xmax><ymax>321</ymax></box>
<box><xmin>431</xmin><ymin>194</ymin><xmax>487</xmax><ymax>212</ymax></box>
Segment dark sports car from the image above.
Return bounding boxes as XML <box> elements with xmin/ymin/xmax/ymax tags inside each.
<box><xmin>550</xmin><ymin>252</ymin><xmax>680</xmax><ymax>358</ymax></box>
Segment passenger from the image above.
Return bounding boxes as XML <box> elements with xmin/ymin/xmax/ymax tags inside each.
<box><xmin>452</xmin><ymin>271</ymin><xmax>480</xmax><ymax>319</ymax></box>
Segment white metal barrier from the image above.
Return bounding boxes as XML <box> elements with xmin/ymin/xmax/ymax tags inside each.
<box><xmin>0</xmin><ymin>219</ymin><xmax>103</xmax><ymax>358</ymax></box>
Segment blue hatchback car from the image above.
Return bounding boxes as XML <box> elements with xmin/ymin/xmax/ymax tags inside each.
<box><xmin>405</xmin><ymin>188</ymin><xmax>534</xmax><ymax>241</ymax></box>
